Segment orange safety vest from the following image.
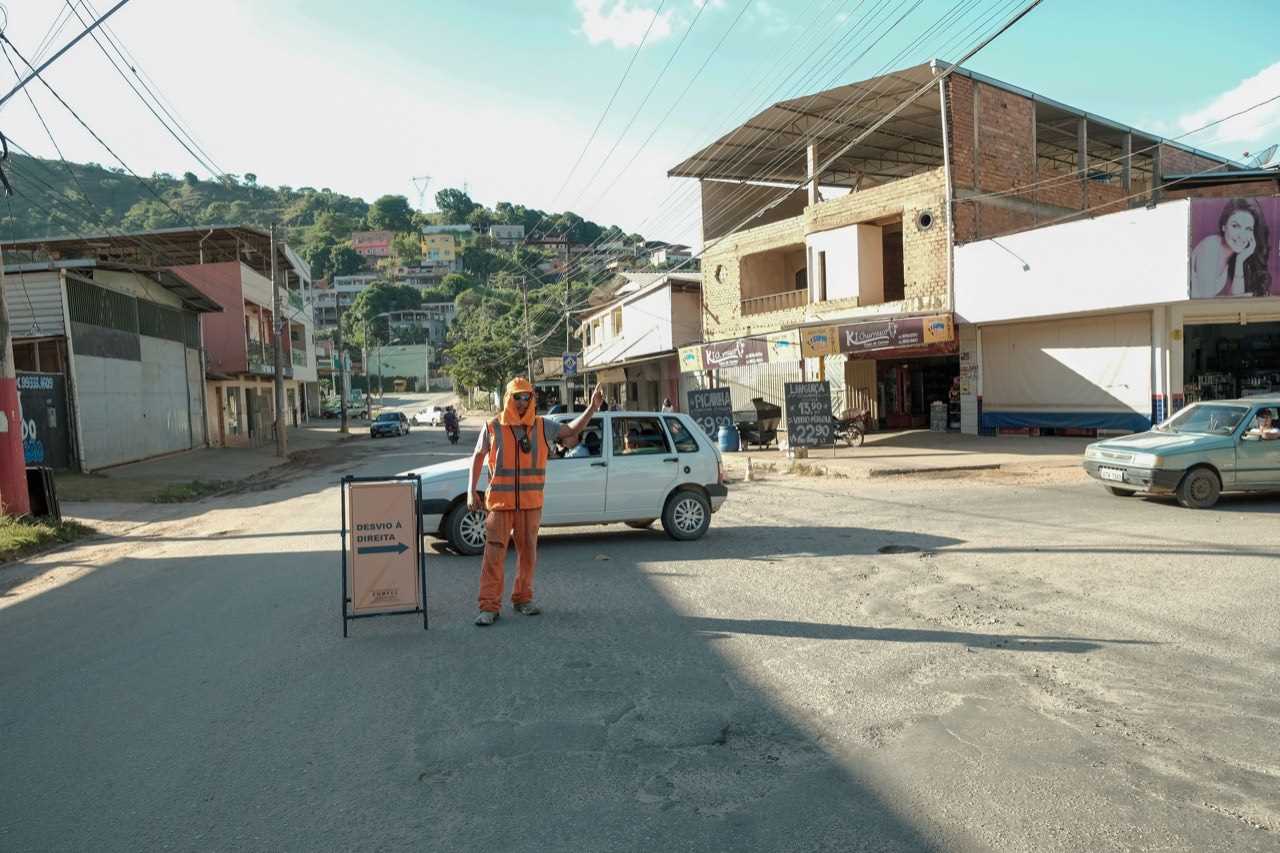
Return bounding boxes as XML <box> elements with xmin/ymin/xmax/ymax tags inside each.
<box><xmin>485</xmin><ymin>417</ymin><xmax>549</xmax><ymax>511</ymax></box>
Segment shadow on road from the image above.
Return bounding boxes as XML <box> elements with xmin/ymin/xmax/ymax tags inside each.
<box><xmin>0</xmin><ymin>540</ymin><xmax>954</xmax><ymax>851</ymax></box>
<box><xmin>686</xmin><ymin>616</ymin><xmax>1152</xmax><ymax>653</ymax></box>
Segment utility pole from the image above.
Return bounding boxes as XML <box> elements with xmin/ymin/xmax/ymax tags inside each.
<box><xmin>270</xmin><ymin>224</ymin><xmax>287</xmax><ymax>458</ymax></box>
<box><xmin>336</xmin><ymin>292</ymin><xmax>349</xmax><ymax>434</ymax></box>
<box><xmin>562</xmin><ymin>278</ymin><xmax>572</xmax><ymax>407</ymax></box>
<box><xmin>520</xmin><ymin>276</ymin><xmax>533</xmax><ymax>381</ymax></box>
<box><xmin>0</xmin><ymin>245</ymin><xmax>30</xmax><ymax>516</ymax></box>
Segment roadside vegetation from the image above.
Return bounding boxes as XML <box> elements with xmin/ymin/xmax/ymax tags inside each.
<box><xmin>0</xmin><ymin>516</ymin><xmax>94</xmax><ymax>564</ymax></box>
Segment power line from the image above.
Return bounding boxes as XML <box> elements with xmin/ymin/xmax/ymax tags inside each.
<box><xmin>525</xmin><ymin>0</ymin><xmax>669</xmax><ymax>248</ymax></box>
<box><xmin>0</xmin><ymin>0</ymin><xmax>131</xmax><ymax>109</ymax></box>
<box><xmin>65</xmin><ymin>0</ymin><xmax>228</xmax><ymax>181</ymax></box>
<box><xmin>565</xmin><ymin>0</ymin><xmax>712</xmax><ymax>211</ymax></box>
<box><xmin>0</xmin><ymin>31</ymin><xmax>198</xmax><ymax>230</ymax></box>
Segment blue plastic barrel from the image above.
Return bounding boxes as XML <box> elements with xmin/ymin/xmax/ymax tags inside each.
<box><xmin>717</xmin><ymin>422</ymin><xmax>740</xmax><ymax>453</ymax></box>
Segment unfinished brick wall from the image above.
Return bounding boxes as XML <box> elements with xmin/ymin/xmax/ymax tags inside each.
<box><xmin>1161</xmin><ymin>145</ymin><xmax>1280</xmax><ymax>200</ymax></box>
<box><xmin>947</xmin><ymin>77</ymin><xmax>1130</xmax><ymax>242</ymax></box>
<box><xmin>700</xmin><ymin>170</ymin><xmax>950</xmax><ymax>343</ymax></box>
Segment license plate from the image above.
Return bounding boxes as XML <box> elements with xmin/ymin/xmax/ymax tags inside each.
<box><xmin>1099</xmin><ymin>467</ymin><xmax>1125</xmax><ymax>482</ymax></box>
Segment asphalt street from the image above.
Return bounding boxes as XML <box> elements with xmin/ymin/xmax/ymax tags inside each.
<box><xmin>1</xmin><ymin>422</ymin><xmax>1277</xmax><ymax>852</ymax></box>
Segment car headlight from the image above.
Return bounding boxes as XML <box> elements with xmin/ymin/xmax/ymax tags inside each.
<box><xmin>1129</xmin><ymin>452</ymin><xmax>1164</xmax><ymax>468</ymax></box>
<box><xmin>1084</xmin><ymin>446</ymin><xmax>1102</xmax><ymax>460</ymax></box>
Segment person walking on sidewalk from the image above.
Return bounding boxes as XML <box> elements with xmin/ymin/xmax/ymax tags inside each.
<box><xmin>468</xmin><ymin>377</ymin><xmax>605</xmax><ymax>626</ymax></box>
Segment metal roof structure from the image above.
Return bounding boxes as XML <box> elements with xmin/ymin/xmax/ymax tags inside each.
<box><xmin>0</xmin><ymin>225</ymin><xmax>311</xmax><ymax>286</ymax></box>
<box><xmin>2</xmin><ymin>258</ymin><xmax>223</xmax><ymax>313</ymax></box>
<box><xmin>669</xmin><ymin>60</ymin><xmax>1241</xmax><ymax>189</ymax></box>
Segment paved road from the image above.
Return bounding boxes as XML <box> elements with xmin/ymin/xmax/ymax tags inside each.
<box><xmin>2</xmin><ymin>438</ymin><xmax>1277</xmax><ymax>851</ymax></box>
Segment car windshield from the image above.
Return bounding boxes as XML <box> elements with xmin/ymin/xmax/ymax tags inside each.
<box><xmin>376</xmin><ymin>413</ymin><xmax>398</xmax><ymax>422</ymax></box>
<box><xmin>1157</xmin><ymin>403</ymin><xmax>1248</xmax><ymax>435</ymax></box>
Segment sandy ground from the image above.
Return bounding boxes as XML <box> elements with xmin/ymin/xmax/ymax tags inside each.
<box><xmin>1</xmin><ymin>430</ymin><xmax>1276</xmax><ymax>852</ymax></box>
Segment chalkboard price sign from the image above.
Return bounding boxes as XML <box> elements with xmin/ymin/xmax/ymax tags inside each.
<box><xmin>784</xmin><ymin>381</ymin><xmax>833</xmax><ymax>448</ymax></box>
<box><xmin>687</xmin><ymin>387</ymin><xmax>733</xmax><ymax>439</ymax></box>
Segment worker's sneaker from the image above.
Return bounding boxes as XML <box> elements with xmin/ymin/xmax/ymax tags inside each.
<box><xmin>474</xmin><ymin>610</ymin><xmax>499</xmax><ymax>626</ymax></box>
<box><xmin>512</xmin><ymin>601</ymin><xmax>542</xmax><ymax>616</ymax></box>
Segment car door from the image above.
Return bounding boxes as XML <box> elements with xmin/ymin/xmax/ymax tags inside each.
<box><xmin>1236</xmin><ymin>408</ymin><xmax>1280</xmax><ymax>487</ymax></box>
<box><xmin>604</xmin><ymin>414</ymin><xmax>679</xmax><ymax>520</ymax></box>
<box><xmin>540</xmin><ymin>417</ymin><xmax>608</xmax><ymax>524</ymax></box>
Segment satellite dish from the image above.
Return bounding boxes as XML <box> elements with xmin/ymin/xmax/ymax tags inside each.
<box><xmin>1244</xmin><ymin>143</ymin><xmax>1277</xmax><ymax>169</ymax></box>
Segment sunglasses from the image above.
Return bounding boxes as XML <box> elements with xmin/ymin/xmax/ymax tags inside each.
<box><xmin>512</xmin><ymin>393</ymin><xmax>532</xmax><ymax>402</ymax></box>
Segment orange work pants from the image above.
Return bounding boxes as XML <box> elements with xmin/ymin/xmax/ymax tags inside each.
<box><xmin>477</xmin><ymin>508</ymin><xmax>542</xmax><ymax>613</ymax></box>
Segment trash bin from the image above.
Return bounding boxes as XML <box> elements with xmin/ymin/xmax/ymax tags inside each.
<box><xmin>717</xmin><ymin>422</ymin><xmax>741</xmax><ymax>453</ymax></box>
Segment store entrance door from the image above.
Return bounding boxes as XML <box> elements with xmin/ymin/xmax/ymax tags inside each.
<box><xmin>1183</xmin><ymin>322</ymin><xmax>1280</xmax><ymax>402</ymax></box>
<box><xmin>876</xmin><ymin>356</ymin><xmax>959</xmax><ymax>429</ymax></box>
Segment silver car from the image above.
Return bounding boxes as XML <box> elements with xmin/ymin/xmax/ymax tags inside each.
<box><xmin>401</xmin><ymin>411</ymin><xmax>728</xmax><ymax>554</ymax></box>
<box><xmin>1082</xmin><ymin>395</ymin><xmax>1280</xmax><ymax>508</ymax></box>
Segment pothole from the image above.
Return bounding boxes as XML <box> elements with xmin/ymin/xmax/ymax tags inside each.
<box><xmin>877</xmin><ymin>544</ymin><xmax>923</xmax><ymax>554</ymax></box>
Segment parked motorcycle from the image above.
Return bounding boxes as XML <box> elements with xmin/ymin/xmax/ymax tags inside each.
<box><xmin>832</xmin><ymin>408</ymin><xmax>869</xmax><ymax>448</ymax></box>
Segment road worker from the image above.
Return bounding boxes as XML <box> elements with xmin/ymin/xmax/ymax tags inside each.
<box><xmin>467</xmin><ymin>377</ymin><xmax>605</xmax><ymax>626</ymax></box>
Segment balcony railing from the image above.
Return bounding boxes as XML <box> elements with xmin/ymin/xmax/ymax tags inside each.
<box><xmin>291</xmin><ymin>348</ymin><xmax>307</xmax><ymax>367</ymax></box>
<box><xmin>247</xmin><ymin>343</ymin><xmax>293</xmax><ymax>377</ymax></box>
<box><xmin>741</xmin><ymin>289</ymin><xmax>808</xmax><ymax>317</ymax></box>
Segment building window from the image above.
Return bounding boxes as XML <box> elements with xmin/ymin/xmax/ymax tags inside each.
<box><xmin>611</xmin><ymin>307</ymin><xmax>623</xmax><ymax>337</ymax></box>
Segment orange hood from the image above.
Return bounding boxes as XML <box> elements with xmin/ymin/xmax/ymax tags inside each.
<box><xmin>498</xmin><ymin>377</ymin><xmax>536</xmax><ymax>427</ymax></box>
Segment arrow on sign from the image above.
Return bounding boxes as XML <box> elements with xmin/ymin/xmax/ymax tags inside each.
<box><xmin>358</xmin><ymin>542</ymin><xmax>408</xmax><ymax>555</ymax></box>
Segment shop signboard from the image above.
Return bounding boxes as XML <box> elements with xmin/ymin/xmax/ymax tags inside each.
<box><xmin>836</xmin><ymin>314</ymin><xmax>954</xmax><ymax>355</ymax></box>
<box><xmin>784</xmin><ymin>381</ymin><xmax>834</xmax><ymax>448</ymax></box>
<box><xmin>1189</xmin><ymin>197</ymin><xmax>1280</xmax><ymax>298</ymax></box>
<box><xmin>341</xmin><ymin>475</ymin><xmax>427</xmax><ymax>635</ymax></box>
<box><xmin>686</xmin><ymin>387</ymin><xmax>733</xmax><ymax>439</ymax></box>
<box><xmin>767</xmin><ymin>330</ymin><xmax>802</xmax><ymax>362</ymax></box>
<box><xmin>678</xmin><ymin>344</ymin><xmax>705</xmax><ymax>373</ymax></box>
<box><xmin>702</xmin><ymin>337</ymin><xmax>768</xmax><ymax>369</ymax></box>
<box><xmin>800</xmin><ymin>325</ymin><xmax>838</xmax><ymax>358</ymax></box>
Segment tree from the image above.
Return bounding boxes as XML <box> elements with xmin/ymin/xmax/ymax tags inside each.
<box><xmin>244</xmin><ymin>173</ymin><xmax>258</xmax><ymax>187</ymax></box>
<box><xmin>367</xmin><ymin>194</ymin><xmax>415</xmax><ymax>232</ymax></box>
<box><xmin>466</xmin><ymin>206</ymin><xmax>495</xmax><ymax>232</ymax></box>
<box><xmin>341</xmin><ymin>283</ymin><xmax>424</xmax><ymax>349</ymax></box>
<box><xmin>434</xmin><ymin>187</ymin><xmax>477</xmax><ymax>224</ymax></box>
<box><xmin>389</xmin><ymin>232</ymin><xmax>422</xmax><ymax>268</ymax></box>
<box><xmin>328</xmin><ymin>244</ymin><xmax>365</xmax><ymax>277</ymax></box>
<box><xmin>440</xmin><ymin>272</ymin><xmax>474</xmax><ymax>297</ymax></box>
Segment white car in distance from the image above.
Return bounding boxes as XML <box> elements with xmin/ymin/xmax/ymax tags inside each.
<box><xmin>413</xmin><ymin>406</ymin><xmax>446</xmax><ymax>426</ymax></box>
<box><xmin>402</xmin><ymin>411</ymin><xmax>728</xmax><ymax>555</ymax></box>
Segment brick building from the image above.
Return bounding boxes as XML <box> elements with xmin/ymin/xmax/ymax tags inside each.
<box><xmin>669</xmin><ymin>61</ymin><xmax>1259</xmax><ymax>431</ymax></box>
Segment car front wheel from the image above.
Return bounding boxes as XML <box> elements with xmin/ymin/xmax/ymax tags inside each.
<box><xmin>446</xmin><ymin>502</ymin><xmax>487</xmax><ymax>555</ymax></box>
<box><xmin>1176</xmin><ymin>468</ymin><xmax>1221</xmax><ymax>509</ymax></box>
<box><xmin>661</xmin><ymin>490</ymin><xmax>711</xmax><ymax>541</ymax></box>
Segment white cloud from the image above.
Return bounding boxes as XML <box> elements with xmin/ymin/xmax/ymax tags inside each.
<box><xmin>574</xmin><ymin>0</ymin><xmax>675</xmax><ymax>48</ymax></box>
<box><xmin>1173</xmin><ymin>61</ymin><xmax>1280</xmax><ymax>159</ymax></box>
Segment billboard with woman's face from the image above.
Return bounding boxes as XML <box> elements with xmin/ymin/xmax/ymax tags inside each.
<box><xmin>1190</xmin><ymin>197</ymin><xmax>1280</xmax><ymax>299</ymax></box>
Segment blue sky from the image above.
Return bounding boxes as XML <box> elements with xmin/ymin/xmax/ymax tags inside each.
<box><xmin>3</xmin><ymin>0</ymin><xmax>1278</xmax><ymax>248</ymax></box>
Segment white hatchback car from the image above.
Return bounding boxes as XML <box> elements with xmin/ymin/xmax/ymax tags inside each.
<box><xmin>402</xmin><ymin>411</ymin><xmax>728</xmax><ymax>554</ymax></box>
<box><xmin>413</xmin><ymin>406</ymin><xmax>446</xmax><ymax>426</ymax></box>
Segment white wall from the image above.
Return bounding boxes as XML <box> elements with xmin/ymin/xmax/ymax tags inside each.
<box><xmin>805</xmin><ymin>223</ymin><xmax>884</xmax><ymax>304</ymax></box>
<box><xmin>806</xmin><ymin>224</ymin><xmax>857</xmax><ymax>302</ymax></box>
<box><xmin>76</xmin><ymin>337</ymin><xmax>195</xmax><ymax>470</ymax></box>
<box><xmin>955</xmin><ymin>199</ymin><xmax>1191</xmax><ymax>324</ymax></box>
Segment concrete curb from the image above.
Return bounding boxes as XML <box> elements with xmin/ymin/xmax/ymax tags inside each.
<box><xmin>867</xmin><ymin>463</ymin><xmax>1002</xmax><ymax>478</ymax></box>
